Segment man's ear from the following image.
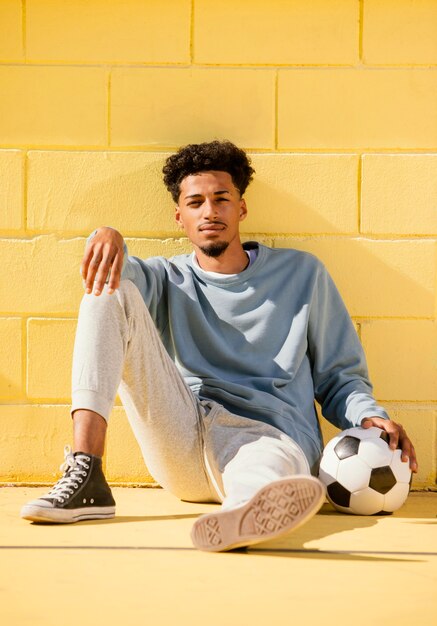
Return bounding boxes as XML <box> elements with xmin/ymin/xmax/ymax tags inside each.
<box><xmin>239</xmin><ymin>198</ymin><xmax>248</xmax><ymax>222</ymax></box>
<box><xmin>175</xmin><ymin>206</ymin><xmax>184</xmax><ymax>229</ymax></box>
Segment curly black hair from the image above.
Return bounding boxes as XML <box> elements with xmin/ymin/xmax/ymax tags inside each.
<box><xmin>162</xmin><ymin>140</ymin><xmax>255</xmax><ymax>202</ymax></box>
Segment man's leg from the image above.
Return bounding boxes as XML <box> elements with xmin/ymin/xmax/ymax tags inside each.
<box><xmin>191</xmin><ymin>403</ymin><xmax>326</xmax><ymax>551</ymax></box>
<box><xmin>21</xmin><ymin>280</ymin><xmax>219</xmax><ymax>523</ymax></box>
<box><xmin>72</xmin><ymin>410</ymin><xmax>107</xmax><ymax>456</ymax></box>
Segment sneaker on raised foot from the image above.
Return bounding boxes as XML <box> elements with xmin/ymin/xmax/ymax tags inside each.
<box><xmin>20</xmin><ymin>445</ymin><xmax>116</xmax><ymax>523</ymax></box>
<box><xmin>190</xmin><ymin>475</ymin><xmax>326</xmax><ymax>552</ymax></box>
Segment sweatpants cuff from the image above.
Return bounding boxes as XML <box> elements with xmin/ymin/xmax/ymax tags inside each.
<box><xmin>71</xmin><ymin>389</ymin><xmax>112</xmax><ymax>422</ymax></box>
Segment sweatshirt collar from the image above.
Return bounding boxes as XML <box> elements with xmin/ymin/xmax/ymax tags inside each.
<box><xmin>188</xmin><ymin>242</ymin><xmax>265</xmax><ymax>285</ymax></box>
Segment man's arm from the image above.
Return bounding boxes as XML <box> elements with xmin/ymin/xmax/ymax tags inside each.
<box><xmin>308</xmin><ymin>262</ymin><xmax>418</xmax><ymax>473</ymax></box>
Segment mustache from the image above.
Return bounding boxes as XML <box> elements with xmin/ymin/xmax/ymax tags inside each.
<box><xmin>198</xmin><ymin>221</ymin><xmax>226</xmax><ymax>230</ymax></box>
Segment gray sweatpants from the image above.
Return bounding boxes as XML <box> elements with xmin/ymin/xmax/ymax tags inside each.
<box><xmin>71</xmin><ymin>280</ymin><xmax>311</xmax><ymax>509</ymax></box>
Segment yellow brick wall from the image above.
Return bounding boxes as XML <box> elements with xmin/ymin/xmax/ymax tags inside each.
<box><xmin>0</xmin><ymin>0</ymin><xmax>435</xmax><ymax>489</ymax></box>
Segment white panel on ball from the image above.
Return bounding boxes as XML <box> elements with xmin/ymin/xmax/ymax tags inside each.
<box><xmin>383</xmin><ymin>482</ymin><xmax>411</xmax><ymax>512</ymax></box>
<box><xmin>336</xmin><ymin>456</ymin><xmax>371</xmax><ymax>492</ymax></box>
<box><xmin>319</xmin><ymin>449</ymin><xmax>341</xmax><ymax>480</ymax></box>
<box><xmin>389</xmin><ymin>451</ymin><xmax>412</xmax><ymax>483</ymax></box>
<box><xmin>358</xmin><ymin>438</ymin><xmax>393</xmax><ymax>469</ymax></box>
<box><xmin>318</xmin><ymin>466</ymin><xmax>336</xmax><ymax>487</ymax></box>
<box><xmin>354</xmin><ymin>426</ymin><xmax>384</xmax><ymax>440</ymax></box>
<box><xmin>349</xmin><ymin>487</ymin><xmax>385</xmax><ymax>516</ymax></box>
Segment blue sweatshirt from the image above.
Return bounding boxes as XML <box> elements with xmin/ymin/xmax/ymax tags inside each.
<box><xmin>94</xmin><ymin>236</ymin><xmax>389</xmax><ymax>470</ymax></box>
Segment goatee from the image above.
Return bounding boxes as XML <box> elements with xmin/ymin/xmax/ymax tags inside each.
<box><xmin>199</xmin><ymin>241</ymin><xmax>229</xmax><ymax>258</ymax></box>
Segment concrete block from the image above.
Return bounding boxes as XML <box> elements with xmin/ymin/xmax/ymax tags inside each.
<box><xmin>0</xmin><ymin>66</ymin><xmax>107</xmax><ymax>146</ymax></box>
<box><xmin>0</xmin><ymin>150</ymin><xmax>23</xmax><ymax>231</ymax></box>
<box><xmin>0</xmin><ymin>236</ymin><xmax>85</xmax><ymax>315</ymax></box>
<box><xmin>363</xmin><ymin>0</ymin><xmax>437</xmax><ymax>65</ymax></box>
<box><xmin>0</xmin><ymin>405</ymin><xmax>71</xmax><ymax>482</ymax></box>
<box><xmin>106</xmin><ymin>407</ymin><xmax>155</xmax><ymax>484</ymax></box>
<box><xmin>274</xmin><ymin>237</ymin><xmax>436</xmax><ymax>318</ymax></box>
<box><xmin>278</xmin><ymin>69</ymin><xmax>437</xmax><ymax>149</ymax></box>
<box><xmin>243</xmin><ymin>154</ymin><xmax>358</xmax><ymax>234</ymax></box>
<box><xmin>382</xmin><ymin>405</ymin><xmax>436</xmax><ymax>490</ymax></box>
<box><xmin>361</xmin><ymin>155</ymin><xmax>437</xmax><ymax>235</ymax></box>
<box><xmin>26</xmin><ymin>0</ymin><xmax>190</xmax><ymax>63</ymax></box>
<box><xmin>361</xmin><ymin>321</ymin><xmax>437</xmax><ymax>401</ymax></box>
<box><xmin>27</xmin><ymin>151</ymin><xmax>176</xmax><ymax>236</ymax></box>
<box><xmin>0</xmin><ymin>318</ymin><xmax>22</xmax><ymax>400</ymax></box>
<box><xmin>0</xmin><ymin>0</ymin><xmax>23</xmax><ymax>60</ymax></box>
<box><xmin>27</xmin><ymin>318</ymin><xmax>77</xmax><ymax>400</ymax></box>
<box><xmin>194</xmin><ymin>0</ymin><xmax>358</xmax><ymax>65</ymax></box>
<box><xmin>111</xmin><ymin>68</ymin><xmax>275</xmax><ymax>149</ymax></box>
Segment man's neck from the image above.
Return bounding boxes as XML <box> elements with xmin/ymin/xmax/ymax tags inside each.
<box><xmin>194</xmin><ymin>241</ymin><xmax>248</xmax><ymax>274</ymax></box>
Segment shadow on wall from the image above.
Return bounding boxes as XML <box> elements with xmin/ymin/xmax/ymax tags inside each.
<box><xmin>244</xmin><ymin>173</ymin><xmax>433</xmax><ymax>319</ymax></box>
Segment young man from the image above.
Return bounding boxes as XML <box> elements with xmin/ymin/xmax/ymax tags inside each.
<box><xmin>21</xmin><ymin>140</ymin><xmax>417</xmax><ymax>552</ymax></box>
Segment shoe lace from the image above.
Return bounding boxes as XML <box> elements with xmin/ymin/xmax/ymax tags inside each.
<box><xmin>44</xmin><ymin>445</ymin><xmax>91</xmax><ymax>504</ymax></box>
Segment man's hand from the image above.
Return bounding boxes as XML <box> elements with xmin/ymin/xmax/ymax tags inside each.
<box><xmin>81</xmin><ymin>227</ymin><xmax>124</xmax><ymax>296</ymax></box>
<box><xmin>361</xmin><ymin>416</ymin><xmax>418</xmax><ymax>473</ymax></box>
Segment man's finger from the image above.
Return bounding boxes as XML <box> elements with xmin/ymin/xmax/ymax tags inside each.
<box><xmin>107</xmin><ymin>252</ymin><xmax>123</xmax><ymax>294</ymax></box>
<box><xmin>84</xmin><ymin>245</ymin><xmax>104</xmax><ymax>293</ymax></box>
<box><xmin>92</xmin><ymin>257</ymin><xmax>112</xmax><ymax>295</ymax></box>
<box><xmin>400</xmin><ymin>439</ymin><xmax>418</xmax><ymax>473</ymax></box>
<box><xmin>387</xmin><ymin>424</ymin><xmax>400</xmax><ymax>450</ymax></box>
<box><xmin>80</xmin><ymin>246</ymin><xmax>94</xmax><ymax>282</ymax></box>
<box><xmin>372</xmin><ymin>418</ymin><xmax>400</xmax><ymax>450</ymax></box>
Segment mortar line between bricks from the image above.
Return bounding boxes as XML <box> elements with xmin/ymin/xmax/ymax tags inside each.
<box><xmin>274</xmin><ymin>70</ymin><xmax>279</xmax><ymax>149</ymax></box>
<box><xmin>22</xmin><ymin>150</ymin><xmax>27</xmax><ymax>231</ymax></box>
<box><xmin>2</xmin><ymin>145</ymin><xmax>437</xmax><ymax>154</ymax></box>
<box><xmin>2</xmin><ymin>59</ymin><xmax>437</xmax><ymax>69</ymax></box>
<box><xmin>21</xmin><ymin>0</ymin><xmax>27</xmax><ymax>60</ymax></box>
<box><xmin>189</xmin><ymin>0</ymin><xmax>195</xmax><ymax>64</ymax></box>
<box><xmin>357</xmin><ymin>155</ymin><xmax>362</xmax><ymax>233</ymax></box>
<box><xmin>21</xmin><ymin>317</ymin><xmax>26</xmax><ymax>402</ymax></box>
<box><xmin>358</xmin><ymin>0</ymin><xmax>364</xmax><ymax>63</ymax></box>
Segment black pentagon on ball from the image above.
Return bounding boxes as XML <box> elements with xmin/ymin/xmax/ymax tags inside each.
<box><xmin>379</xmin><ymin>430</ymin><xmax>401</xmax><ymax>450</ymax></box>
<box><xmin>334</xmin><ymin>436</ymin><xmax>360</xmax><ymax>460</ymax></box>
<box><xmin>369</xmin><ymin>465</ymin><xmax>397</xmax><ymax>494</ymax></box>
<box><xmin>379</xmin><ymin>430</ymin><xmax>390</xmax><ymax>445</ymax></box>
<box><xmin>327</xmin><ymin>482</ymin><xmax>351</xmax><ymax>507</ymax></box>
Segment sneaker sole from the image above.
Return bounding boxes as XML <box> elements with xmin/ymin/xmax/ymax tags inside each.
<box><xmin>20</xmin><ymin>504</ymin><xmax>116</xmax><ymax>524</ymax></box>
<box><xmin>190</xmin><ymin>475</ymin><xmax>326</xmax><ymax>552</ymax></box>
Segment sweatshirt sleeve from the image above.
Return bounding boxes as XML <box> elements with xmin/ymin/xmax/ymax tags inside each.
<box><xmin>307</xmin><ymin>261</ymin><xmax>389</xmax><ymax>430</ymax></box>
<box><xmin>84</xmin><ymin>229</ymin><xmax>167</xmax><ymax>321</ymax></box>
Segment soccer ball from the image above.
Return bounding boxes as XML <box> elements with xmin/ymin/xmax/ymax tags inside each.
<box><xmin>318</xmin><ymin>426</ymin><xmax>412</xmax><ymax>515</ymax></box>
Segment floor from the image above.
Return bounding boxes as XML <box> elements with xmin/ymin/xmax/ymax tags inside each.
<box><xmin>1</xmin><ymin>487</ymin><xmax>436</xmax><ymax>626</ymax></box>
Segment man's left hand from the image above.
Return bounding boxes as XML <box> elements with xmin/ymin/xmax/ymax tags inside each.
<box><xmin>361</xmin><ymin>417</ymin><xmax>418</xmax><ymax>473</ymax></box>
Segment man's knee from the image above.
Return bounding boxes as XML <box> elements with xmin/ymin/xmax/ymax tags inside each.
<box><xmin>114</xmin><ymin>280</ymin><xmax>147</xmax><ymax>315</ymax></box>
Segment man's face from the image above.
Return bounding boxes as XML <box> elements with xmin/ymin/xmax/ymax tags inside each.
<box><xmin>175</xmin><ymin>170</ymin><xmax>247</xmax><ymax>257</ymax></box>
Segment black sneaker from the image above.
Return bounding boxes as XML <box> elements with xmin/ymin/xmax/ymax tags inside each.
<box><xmin>21</xmin><ymin>445</ymin><xmax>116</xmax><ymax>523</ymax></box>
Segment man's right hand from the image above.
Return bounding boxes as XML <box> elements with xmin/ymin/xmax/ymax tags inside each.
<box><xmin>81</xmin><ymin>226</ymin><xmax>125</xmax><ymax>296</ymax></box>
